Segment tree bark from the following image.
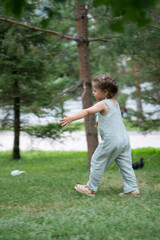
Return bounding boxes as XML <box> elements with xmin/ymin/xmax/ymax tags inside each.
<box><xmin>75</xmin><ymin>2</ymin><xmax>98</xmax><ymax>167</ymax></box>
<box><xmin>13</xmin><ymin>79</ymin><xmax>21</xmax><ymax>159</ymax></box>
<box><xmin>135</xmin><ymin>79</ymin><xmax>143</xmax><ymax>113</ymax></box>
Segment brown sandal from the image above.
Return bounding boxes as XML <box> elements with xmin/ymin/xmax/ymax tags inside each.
<box><xmin>119</xmin><ymin>189</ymin><xmax>140</xmax><ymax>196</ymax></box>
<box><xmin>74</xmin><ymin>184</ymin><xmax>96</xmax><ymax>197</ymax></box>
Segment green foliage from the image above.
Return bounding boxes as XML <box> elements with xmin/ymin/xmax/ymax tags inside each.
<box><xmin>22</xmin><ymin>123</ymin><xmax>63</xmax><ymax>139</ymax></box>
<box><xmin>0</xmin><ymin>22</ymin><xmax>54</xmax><ymax>113</ymax></box>
<box><xmin>117</xmin><ymin>93</ymin><xmax>129</xmax><ymax>107</ymax></box>
<box><xmin>0</xmin><ymin>1</ymin><xmax>78</xmax><ymax>123</ymax></box>
<box><xmin>89</xmin><ymin>4</ymin><xmax>160</xmax><ymax>131</ymax></box>
<box><xmin>0</xmin><ymin>0</ymin><xmax>159</xmax><ymax>134</ymax></box>
<box><xmin>119</xmin><ymin>23</ymin><xmax>160</xmax><ymax>129</ymax></box>
<box><xmin>0</xmin><ymin>2</ymin><xmax>80</xmax><ymax>160</ymax></box>
<box><xmin>22</xmin><ymin>122</ymin><xmax>85</xmax><ymax>139</ymax></box>
<box><xmin>128</xmin><ymin>111</ymin><xmax>160</xmax><ymax>132</ymax></box>
<box><xmin>0</xmin><ymin>149</ymin><xmax>160</xmax><ymax>239</ymax></box>
<box><xmin>2</xmin><ymin>0</ymin><xmax>27</xmax><ymax>17</ymax></box>
<box><xmin>93</xmin><ymin>0</ymin><xmax>157</xmax><ymax>32</ymax></box>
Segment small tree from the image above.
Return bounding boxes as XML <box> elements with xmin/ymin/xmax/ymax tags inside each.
<box><xmin>0</xmin><ymin>21</ymin><xmax>63</xmax><ymax>159</ymax></box>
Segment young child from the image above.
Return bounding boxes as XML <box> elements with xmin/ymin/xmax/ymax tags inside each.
<box><xmin>59</xmin><ymin>74</ymin><xmax>140</xmax><ymax>197</ymax></box>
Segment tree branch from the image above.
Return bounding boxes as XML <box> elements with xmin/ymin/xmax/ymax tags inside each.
<box><xmin>47</xmin><ymin>82</ymin><xmax>82</xmax><ymax>108</ymax></box>
<box><xmin>0</xmin><ymin>16</ymin><xmax>117</xmax><ymax>43</ymax></box>
<box><xmin>51</xmin><ymin>45</ymin><xmax>76</xmax><ymax>62</ymax></box>
<box><xmin>133</xmin><ymin>54</ymin><xmax>160</xmax><ymax>67</ymax></box>
<box><xmin>88</xmin><ymin>14</ymin><xmax>110</xmax><ymax>19</ymax></box>
<box><xmin>0</xmin><ymin>16</ymin><xmax>78</xmax><ymax>42</ymax></box>
<box><xmin>88</xmin><ymin>14</ymin><xmax>120</xmax><ymax>22</ymax></box>
<box><xmin>149</xmin><ymin>24</ymin><xmax>160</xmax><ymax>30</ymax></box>
<box><xmin>88</xmin><ymin>35</ymin><xmax>117</xmax><ymax>42</ymax></box>
<box><xmin>60</xmin><ymin>82</ymin><xmax>82</xmax><ymax>95</ymax></box>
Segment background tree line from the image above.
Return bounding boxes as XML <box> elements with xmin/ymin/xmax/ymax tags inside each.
<box><xmin>0</xmin><ymin>0</ymin><xmax>159</xmax><ymax>162</ymax></box>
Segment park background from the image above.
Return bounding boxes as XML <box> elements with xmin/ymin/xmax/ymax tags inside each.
<box><xmin>0</xmin><ymin>0</ymin><xmax>160</xmax><ymax>239</ymax></box>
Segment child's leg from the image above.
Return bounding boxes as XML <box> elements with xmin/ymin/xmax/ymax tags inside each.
<box><xmin>115</xmin><ymin>144</ymin><xmax>139</xmax><ymax>193</ymax></box>
<box><xmin>87</xmin><ymin>141</ymin><xmax>120</xmax><ymax>192</ymax></box>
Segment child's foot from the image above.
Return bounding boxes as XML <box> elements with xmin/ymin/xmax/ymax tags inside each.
<box><xmin>74</xmin><ymin>184</ymin><xmax>96</xmax><ymax>197</ymax></box>
<box><xmin>119</xmin><ymin>189</ymin><xmax>140</xmax><ymax>196</ymax></box>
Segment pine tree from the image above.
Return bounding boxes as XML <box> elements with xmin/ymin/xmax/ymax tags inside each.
<box><xmin>0</xmin><ymin>19</ymin><xmax>66</xmax><ymax>159</ymax></box>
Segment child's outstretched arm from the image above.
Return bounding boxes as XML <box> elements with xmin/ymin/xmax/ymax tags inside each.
<box><xmin>59</xmin><ymin>101</ymin><xmax>107</xmax><ymax>127</ymax></box>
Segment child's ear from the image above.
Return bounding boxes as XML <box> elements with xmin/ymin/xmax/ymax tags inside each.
<box><xmin>104</xmin><ymin>89</ymin><xmax>108</xmax><ymax>96</ymax></box>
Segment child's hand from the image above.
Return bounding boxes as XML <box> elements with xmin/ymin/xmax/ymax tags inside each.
<box><xmin>59</xmin><ymin>114</ymin><xmax>72</xmax><ymax>128</ymax></box>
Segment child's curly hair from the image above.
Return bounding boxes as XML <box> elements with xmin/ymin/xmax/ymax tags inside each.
<box><xmin>92</xmin><ymin>74</ymin><xmax>119</xmax><ymax>98</ymax></box>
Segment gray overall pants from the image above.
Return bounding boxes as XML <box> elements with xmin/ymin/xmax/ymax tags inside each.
<box><xmin>87</xmin><ymin>99</ymin><xmax>138</xmax><ymax>193</ymax></box>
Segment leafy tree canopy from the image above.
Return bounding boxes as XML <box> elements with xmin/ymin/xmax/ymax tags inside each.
<box><xmin>93</xmin><ymin>0</ymin><xmax>158</xmax><ymax>31</ymax></box>
<box><xmin>1</xmin><ymin>0</ymin><xmax>158</xmax><ymax>32</ymax></box>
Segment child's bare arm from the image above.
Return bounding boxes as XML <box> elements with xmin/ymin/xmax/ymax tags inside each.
<box><xmin>59</xmin><ymin>101</ymin><xmax>107</xmax><ymax>127</ymax></box>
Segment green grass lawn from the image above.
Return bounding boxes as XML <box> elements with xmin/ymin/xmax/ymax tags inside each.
<box><xmin>0</xmin><ymin>148</ymin><xmax>160</xmax><ymax>240</ymax></box>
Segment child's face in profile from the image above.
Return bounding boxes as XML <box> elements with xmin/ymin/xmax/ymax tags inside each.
<box><xmin>92</xmin><ymin>82</ymin><xmax>107</xmax><ymax>101</ymax></box>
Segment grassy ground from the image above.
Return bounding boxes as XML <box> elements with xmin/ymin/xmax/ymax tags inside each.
<box><xmin>0</xmin><ymin>148</ymin><xmax>160</xmax><ymax>240</ymax></box>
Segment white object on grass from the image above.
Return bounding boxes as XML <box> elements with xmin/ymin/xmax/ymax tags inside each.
<box><xmin>11</xmin><ymin>170</ymin><xmax>26</xmax><ymax>176</ymax></box>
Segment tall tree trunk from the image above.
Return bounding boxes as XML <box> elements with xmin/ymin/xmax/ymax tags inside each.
<box><xmin>75</xmin><ymin>2</ymin><xmax>98</xmax><ymax>167</ymax></box>
<box><xmin>13</xmin><ymin>79</ymin><xmax>21</xmax><ymax>159</ymax></box>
